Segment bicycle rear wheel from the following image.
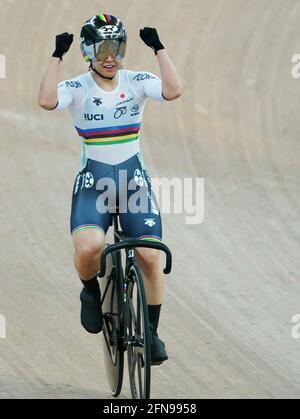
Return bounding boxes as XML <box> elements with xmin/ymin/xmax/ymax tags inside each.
<box><xmin>126</xmin><ymin>263</ymin><xmax>151</xmax><ymax>399</ymax></box>
<box><xmin>100</xmin><ymin>249</ymin><xmax>124</xmax><ymax>397</ymax></box>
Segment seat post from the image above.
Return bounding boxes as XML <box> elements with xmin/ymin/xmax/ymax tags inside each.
<box><xmin>113</xmin><ymin>214</ymin><xmax>119</xmax><ymax>231</ymax></box>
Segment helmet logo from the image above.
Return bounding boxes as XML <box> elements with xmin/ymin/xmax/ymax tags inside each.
<box><xmin>99</xmin><ymin>25</ymin><xmax>119</xmax><ymax>37</ymax></box>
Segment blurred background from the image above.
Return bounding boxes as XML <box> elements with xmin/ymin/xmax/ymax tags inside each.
<box><xmin>0</xmin><ymin>0</ymin><xmax>300</xmax><ymax>398</ymax></box>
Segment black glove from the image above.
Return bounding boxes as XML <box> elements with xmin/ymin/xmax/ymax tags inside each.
<box><xmin>52</xmin><ymin>32</ymin><xmax>74</xmax><ymax>60</ymax></box>
<box><xmin>139</xmin><ymin>28</ymin><xmax>164</xmax><ymax>55</ymax></box>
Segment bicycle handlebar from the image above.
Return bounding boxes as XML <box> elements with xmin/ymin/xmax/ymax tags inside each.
<box><xmin>99</xmin><ymin>239</ymin><xmax>172</xmax><ymax>278</ymax></box>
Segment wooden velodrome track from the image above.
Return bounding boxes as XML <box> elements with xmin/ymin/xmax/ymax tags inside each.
<box><xmin>1</xmin><ymin>0</ymin><xmax>300</xmax><ymax>399</ymax></box>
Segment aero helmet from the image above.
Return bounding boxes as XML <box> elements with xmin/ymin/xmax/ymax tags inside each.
<box><xmin>80</xmin><ymin>13</ymin><xmax>127</xmax><ymax>62</ymax></box>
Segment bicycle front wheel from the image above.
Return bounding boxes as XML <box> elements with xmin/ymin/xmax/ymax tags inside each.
<box><xmin>100</xmin><ymin>250</ymin><xmax>124</xmax><ymax>398</ymax></box>
<box><xmin>126</xmin><ymin>263</ymin><xmax>151</xmax><ymax>399</ymax></box>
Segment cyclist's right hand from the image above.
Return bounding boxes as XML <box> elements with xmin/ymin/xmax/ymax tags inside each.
<box><xmin>52</xmin><ymin>32</ymin><xmax>74</xmax><ymax>60</ymax></box>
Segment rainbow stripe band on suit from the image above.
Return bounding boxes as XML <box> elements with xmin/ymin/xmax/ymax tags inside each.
<box><xmin>138</xmin><ymin>236</ymin><xmax>162</xmax><ymax>243</ymax></box>
<box><xmin>72</xmin><ymin>225</ymin><xmax>105</xmax><ymax>235</ymax></box>
<box><xmin>75</xmin><ymin>123</ymin><xmax>141</xmax><ymax>146</ymax></box>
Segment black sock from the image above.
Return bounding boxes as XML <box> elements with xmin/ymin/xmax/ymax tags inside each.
<box><xmin>148</xmin><ymin>304</ymin><xmax>162</xmax><ymax>335</ymax></box>
<box><xmin>81</xmin><ymin>276</ymin><xmax>100</xmax><ymax>295</ymax></box>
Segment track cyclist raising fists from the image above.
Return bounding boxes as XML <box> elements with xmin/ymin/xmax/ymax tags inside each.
<box><xmin>38</xmin><ymin>12</ymin><xmax>182</xmax><ymax>366</ymax></box>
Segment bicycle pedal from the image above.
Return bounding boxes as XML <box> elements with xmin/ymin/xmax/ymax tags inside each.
<box><xmin>151</xmin><ymin>361</ymin><xmax>163</xmax><ymax>366</ymax></box>
<box><xmin>129</xmin><ymin>339</ymin><xmax>143</xmax><ymax>348</ymax></box>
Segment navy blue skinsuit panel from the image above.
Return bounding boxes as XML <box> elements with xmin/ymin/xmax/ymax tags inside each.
<box><xmin>71</xmin><ymin>154</ymin><xmax>162</xmax><ymax>240</ymax></box>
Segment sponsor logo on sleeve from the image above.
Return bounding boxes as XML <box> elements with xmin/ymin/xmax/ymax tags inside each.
<box><xmin>133</xmin><ymin>73</ymin><xmax>158</xmax><ymax>82</ymax></box>
<box><xmin>65</xmin><ymin>81</ymin><xmax>82</xmax><ymax>88</ymax></box>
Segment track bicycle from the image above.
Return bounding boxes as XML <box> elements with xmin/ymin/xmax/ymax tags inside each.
<box><xmin>99</xmin><ymin>213</ymin><xmax>172</xmax><ymax>399</ymax></box>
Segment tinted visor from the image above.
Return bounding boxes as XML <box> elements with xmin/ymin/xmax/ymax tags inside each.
<box><xmin>94</xmin><ymin>39</ymin><xmax>126</xmax><ymax>62</ymax></box>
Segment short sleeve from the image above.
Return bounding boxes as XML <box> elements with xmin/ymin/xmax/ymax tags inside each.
<box><xmin>53</xmin><ymin>79</ymin><xmax>86</xmax><ymax>111</ymax></box>
<box><xmin>143</xmin><ymin>73</ymin><xmax>165</xmax><ymax>101</ymax></box>
<box><xmin>128</xmin><ymin>71</ymin><xmax>166</xmax><ymax>103</ymax></box>
<box><xmin>53</xmin><ymin>81</ymin><xmax>74</xmax><ymax>111</ymax></box>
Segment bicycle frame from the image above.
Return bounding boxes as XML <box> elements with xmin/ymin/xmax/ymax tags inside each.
<box><xmin>110</xmin><ymin>215</ymin><xmax>148</xmax><ymax>351</ymax></box>
<box><xmin>100</xmin><ymin>213</ymin><xmax>172</xmax><ymax>350</ymax></box>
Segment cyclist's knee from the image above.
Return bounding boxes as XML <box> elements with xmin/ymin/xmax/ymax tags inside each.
<box><xmin>73</xmin><ymin>229</ymin><xmax>105</xmax><ymax>261</ymax></box>
<box><xmin>76</xmin><ymin>243</ymin><xmax>103</xmax><ymax>262</ymax></box>
<box><xmin>136</xmin><ymin>248</ymin><xmax>160</xmax><ymax>278</ymax></box>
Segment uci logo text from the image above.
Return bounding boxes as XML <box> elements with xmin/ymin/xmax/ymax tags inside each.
<box><xmin>66</xmin><ymin>81</ymin><xmax>82</xmax><ymax>88</ymax></box>
<box><xmin>133</xmin><ymin>73</ymin><xmax>157</xmax><ymax>82</ymax></box>
<box><xmin>84</xmin><ymin>114</ymin><xmax>104</xmax><ymax>121</ymax></box>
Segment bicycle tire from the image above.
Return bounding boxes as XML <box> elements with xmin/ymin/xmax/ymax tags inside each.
<box><xmin>100</xmin><ymin>249</ymin><xmax>124</xmax><ymax>398</ymax></box>
<box><xmin>126</xmin><ymin>263</ymin><xmax>151</xmax><ymax>399</ymax></box>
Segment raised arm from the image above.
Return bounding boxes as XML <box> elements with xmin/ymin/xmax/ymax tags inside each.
<box><xmin>38</xmin><ymin>33</ymin><xmax>74</xmax><ymax>110</ymax></box>
<box><xmin>140</xmin><ymin>27</ymin><xmax>182</xmax><ymax>101</ymax></box>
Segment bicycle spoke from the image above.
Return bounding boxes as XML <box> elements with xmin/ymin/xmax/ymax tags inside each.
<box><xmin>127</xmin><ymin>264</ymin><xmax>151</xmax><ymax>399</ymax></box>
<box><xmin>103</xmin><ymin>328</ymin><xmax>113</xmax><ymax>360</ymax></box>
<box><xmin>129</xmin><ymin>296</ymin><xmax>137</xmax><ymax>328</ymax></box>
<box><xmin>138</xmin><ymin>355</ymin><xmax>143</xmax><ymax>395</ymax></box>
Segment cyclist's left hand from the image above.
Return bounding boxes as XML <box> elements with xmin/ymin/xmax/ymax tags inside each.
<box><xmin>139</xmin><ymin>27</ymin><xmax>165</xmax><ymax>54</ymax></box>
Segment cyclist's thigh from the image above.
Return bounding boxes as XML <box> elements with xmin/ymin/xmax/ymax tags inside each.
<box><xmin>70</xmin><ymin>159</ymin><xmax>113</xmax><ymax>238</ymax></box>
<box><xmin>118</xmin><ymin>154</ymin><xmax>162</xmax><ymax>241</ymax></box>
<box><xmin>119</xmin><ymin>206</ymin><xmax>162</xmax><ymax>241</ymax></box>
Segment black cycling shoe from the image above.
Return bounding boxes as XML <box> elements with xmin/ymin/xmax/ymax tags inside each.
<box><xmin>150</xmin><ymin>333</ymin><xmax>168</xmax><ymax>366</ymax></box>
<box><xmin>80</xmin><ymin>287</ymin><xmax>103</xmax><ymax>334</ymax></box>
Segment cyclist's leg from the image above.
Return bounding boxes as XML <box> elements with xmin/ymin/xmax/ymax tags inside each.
<box><xmin>70</xmin><ymin>159</ymin><xmax>113</xmax><ymax>280</ymax></box>
<box><xmin>72</xmin><ymin>228</ymin><xmax>106</xmax><ymax>280</ymax></box>
<box><xmin>135</xmin><ymin>248</ymin><xmax>164</xmax><ymax>305</ymax></box>
<box><xmin>117</xmin><ymin>153</ymin><xmax>164</xmax><ymax>303</ymax></box>
<box><xmin>70</xmin><ymin>159</ymin><xmax>113</xmax><ymax>334</ymax></box>
<box><xmin>117</xmin><ymin>154</ymin><xmax>168</xmax><ymax>363</ymax></box>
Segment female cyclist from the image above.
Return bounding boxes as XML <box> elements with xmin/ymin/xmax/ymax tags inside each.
<box><xmin>38</xmin><ymin>12</ymin><xmax>182</xmax><ymax>365</ymax></box>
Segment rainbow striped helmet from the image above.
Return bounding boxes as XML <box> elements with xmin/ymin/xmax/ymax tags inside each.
<box><xmin>80</xmin><ymin>13</ymin><xmax>127</xmax><ymax>62</ymax></box>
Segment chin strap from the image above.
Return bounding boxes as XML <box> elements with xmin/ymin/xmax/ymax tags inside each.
<box><xmin>89</xmin><ymin>62</ymin><xmax>115</xmax><ymax>80</ymax></box>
